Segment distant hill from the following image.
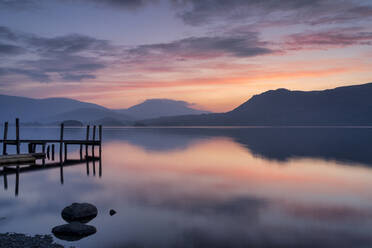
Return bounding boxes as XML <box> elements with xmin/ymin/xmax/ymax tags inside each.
<box><xmin>142</xmin><ymin>83</ymin><xmax>372</xmax><ymax>126</ymax></box>
<box><xmin>0</xmin><ymin>95</ymin><xmax>108</xmax><ymax>123</ymax></box>
<box><xmin>0</xmin><ymin>95</ymin><xmax>209</xmax><ymax>125</ymax></box>
<box><xmin>115</xmin><ymin>99</ymin><xmax>210</xmax><ymax>120</ymax></box>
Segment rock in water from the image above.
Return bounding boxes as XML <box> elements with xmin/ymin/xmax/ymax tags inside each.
<box><xmin>52</xmin><ymin>222</ymin><xmax>97</xmax><ymax>241</ymax></box>
<box><xmin>61</xmin><ymin>203</ymin><xmax>98</xmax><ymax>223</ymax></box>
<box><xmin>109</xmin><ymin>209</ymin><xmax>116</xmax><ymax>216</ymax></box>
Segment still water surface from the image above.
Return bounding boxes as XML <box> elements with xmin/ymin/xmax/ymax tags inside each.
<box><xmin>1</xmin><ymin>127</ymin><xmax>372</xmax><ymax>248</ymax></box>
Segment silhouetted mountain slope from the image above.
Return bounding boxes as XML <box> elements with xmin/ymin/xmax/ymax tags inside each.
<box><xmin>143</xmin><ymin>83</ymin><xmax>372</xmax><ymax>126</ymax></box>
<box><xmin>115</xmin><ymin>99</ymin><xmax>210</xmax><ymax>120</ymax></box>
<box><xmin>0</xmin><ymin>95</ymin><xmax>209</xmax><ymax>124</ymax></box>
<box><xmin>0</xmin><ymin>95</ymin><xmax>108</xmax><ymax>123</ymax></box>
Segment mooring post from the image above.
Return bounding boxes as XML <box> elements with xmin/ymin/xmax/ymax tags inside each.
<box><xmin>98</xmin><ymin>125</ymin><xmax>102</xmax><ymax>156</ymax></box>
<box><xmin>59</xmin><ymin>123</ymin><xmax>64</xmax><ymax>162</ymax></box>
<box><xmin>3</xmin><ymin>122</ymin><xmax>8</xmax><ymax>155</ymax></box>
<box><xmin>92</xmin><ymin>125</ymin><xmax>96</xmax><ymax>157</ymax></box>
<box><xmin>60</xmin><ymin>162</ymin><xmax>64</xmax><ymax>185</ymax></box>
<box><xmin>42</xmin><ymin>143</ymin><xmax>46</xmax><ymax>166</ymax></box>
<box><xmin>64</xmin><ymin>143</ymin><xmax>67</xmax><ymax>161</ymax></box>
<box><xmin>16</xmin><ymin>118</ymin><xmax>20</xmax><ymax>154</ymax></box>
<box><xmin>86</xmin><ymin>159</ymin><xmax>90</xmax><ymax>176</ymax></box>
<box><xmin>47</xmin><ymin>145</ymin><xmax>50</xmax><ymax>159</ymax></box>
<box><xmin>15</xmin><ymin>165</ymin><xmax>19</xmax><ymax>196</ymax></box>
<box><xmin>85</xmin><ymin>125</ymin><xmax>90</xmax><ymax>159</ymax></box>
<box><xmin>52</xmin><ymin>144</ymin><xmax>55</xmax><ymax>161</ymax></box>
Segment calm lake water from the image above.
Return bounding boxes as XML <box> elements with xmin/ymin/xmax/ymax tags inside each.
<box><xmin>1</xmin><ymin>127</ymin><xmax>372</xmax><ymax>248</ymax></box>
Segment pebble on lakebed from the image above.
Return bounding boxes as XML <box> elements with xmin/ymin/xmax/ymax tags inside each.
<box><xmin>0</xmin><ymin>233</ymin><xmax>64</xmax><ymax>248</ymax></box>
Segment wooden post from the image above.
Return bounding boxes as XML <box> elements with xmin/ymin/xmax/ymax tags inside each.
<box><xmin>47</xmin><ymin>145</ymin><xmax>50</xmax><ymax>159</ymax></box>
<box><xmin>92</xmin><ymin>125</ymin><xmax>96</xmax><ymax>157</ymax></box>
<box><xmin>86</xmin><ymin>159</ymin><xmax>90</xmax><ymax>176</ymax></box>
<box><xmin>52</xmin><ymin>144</ymin><xmax>55</xmax><ymax>161</ymax></box>
<box><xmin>98</xmin><ymin>125</ymin><xmax>102</xmax><ymax>178</ymax></box>
<box><xmin>60</xmin><ymin>162</ymin><xmax>64</xmax><ymax>185</ymax></box>
<box><xmin>16</xmin><ymin>118</ymin><xmax>20</xmax><ymax>154</ymax></box>
<box><xmin>98</xmin><ymin>125</ymin><xmax>102</xmax><ymax>157</ymax></box>
<box><xmin>2</xmin><ymin>122</ymin><xmax>8</xmax><ymax>155</ymax></box>
<box><xmin>15</xmin><ymin>165</ymin><xmax>19</xmax><ymax>196</ymax></box>
<box><xmin>85</xmin><ymin>125</ymin><xmax>90</xmax><ymax>159</ymax></box>
<box><xmin>64</xmin><ymin>143</ymin><xmax>67</xmax><ymax>161</ymax></box>
<box><xmin>59</xmin><ymin>123</ymin><xmax>64</xmax><ymax>162</ymax></box>
<box><xmin>42</xmin><ymin>144</ymin><xmax>46</xmax><ymax>166</ymax></box>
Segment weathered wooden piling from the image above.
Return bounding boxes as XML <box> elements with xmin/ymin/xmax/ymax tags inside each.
<box><xmin>92</xmin><ymin>125</ymin><xmax>96</xmax><ymax>156</ymax></box>
<box><xmin>52</xmin><ymin>144</ymin><xmax>55</xmax><ymax>161</ymax></box>
<box><xmin>47</xmin><ymin>145</ymin><xmax>50</xmax><ymax>159</ymax></box>
<box><xmin>60</xmin><ymin>162</ymin><xmax>64</xmax><ymax>185</ymax></box>
<box><xmin>60</xmin><ymin>123</ymin><xmax>64</xmax><ymax>162</ymax></box>
<box><xmin>2</xmin><ymin>122</ymin><xmax>8</xmax><ymax>155</ymax></box>
<box><xmin>85</xmin><ymin>125</ymin><xmax>90</xmax><ymax>158</ymax></box>
<box><xmin>16</xmin><ymin>118</ymin><xmax>20</xmax><ymax>154</ymax></box>
<box><xmin>15</xmin><ymin>165</ymin><xmax>19</xmax><ymax>196</ymax></box>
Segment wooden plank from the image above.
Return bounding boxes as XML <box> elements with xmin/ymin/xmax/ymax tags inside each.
<box><xmin>0</xmin><ymin>139</ymin><xmax>101</xmax><ymax>144</ymax></box>
<box><xmin>0</xmin><ymin>158</ymin><xmax>100</xmax><ymax>176</ymax></box>
<box><xmin>0</xmin><ymin>153</ymin><xmax>46</xmax><ymax>165</ymax></box>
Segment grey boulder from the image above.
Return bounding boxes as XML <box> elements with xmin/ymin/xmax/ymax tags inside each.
<box><xmin>61</xmin><ymin>202</ymin><xmax>98</xmax><ymax>223</ymax></box>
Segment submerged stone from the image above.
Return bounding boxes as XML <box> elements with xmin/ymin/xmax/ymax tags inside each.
<box><xmin>109</xmin><ymin>209</ymin><xmax>117</xmax><ymax>216</ymax></box>
<box><xmin>61</xmin><ymin>202</ymin><xmax>98</xmax><ymax>223</ymax></box>
<box><xmin>52</xmin><ymin>222</ymin><xmax>97</xmax><ymax>241</ymax></box>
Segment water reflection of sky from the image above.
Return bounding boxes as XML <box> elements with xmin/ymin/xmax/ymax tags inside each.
<box><xmin>1</xmin><ymin>127</ymin><xmax>372</xmax><ymax>247</ymax></box>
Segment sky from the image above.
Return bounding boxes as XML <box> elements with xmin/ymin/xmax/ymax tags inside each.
<box><xmin>0</xmin><ymin>0</ymin><xmax>372</xmax><ymax>112</ymax></box>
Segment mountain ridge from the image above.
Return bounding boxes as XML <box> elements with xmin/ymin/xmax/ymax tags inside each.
<box><xmin>142</xmin><ymin>82</ymin><xmax>372</xmax><ymax>126</ymax></box>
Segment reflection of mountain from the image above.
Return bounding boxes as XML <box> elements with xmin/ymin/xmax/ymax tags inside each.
<box><xmin>104</xmin><ymin>128</ymin><xmax>372</xmax><ymax>166</ymax></box>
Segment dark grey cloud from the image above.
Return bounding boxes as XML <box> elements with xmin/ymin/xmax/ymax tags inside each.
<box><xmin>0</xmin><ymin>26</ymin><xmax>18</xmax><ymax>41</ymax></box>
<box><xmin>171</xmin><ymin>0</ymin><xmax>372</xmax><ymax>26</ymax></box>
<box><xmin>129</xmin><ymin>32</ymin><xmax>274</xmax><ymax>59</ymax></box>
<box><xmin>85</xmin><ymin>0</ymin><xmax>156</xmax><ymax>9</ymax></box>
<box><xmin>60</xmin><ymin>73</ymin><xmax>96</xmax><ymax>81</ymax></box>
<box><xmin>0</xmin><ymin>43</ymin><xmax>26</xmax><ymax>56</ymax></box>
<box><xmin>0</xmin><ymin>26</ymin><xmax>111</xmax><ymax>83</ymax></box>
<box><xmin>27</xmin><ymin>33</ymin><xmax>111</xmax><ymax>55</ymax></box>
<box><xmin>0</xmin><ymin>67</ymin><xmax>51</xmax><ymax>82</ymax></box>
<box><xmin>0</xmin><ymin>0</ymin><xmax>36</xmax><ymax>9</ymax></box>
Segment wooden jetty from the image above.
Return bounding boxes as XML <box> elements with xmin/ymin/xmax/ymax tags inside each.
<box><xmin>0</xmin><ymin>118</ymin><xmax>103</xmax><ymax>196</ymax></box>
<box><xmin>0</xmin><ymin>118</ymin><xmax>102</xmax><ymax>164</ymax></box>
